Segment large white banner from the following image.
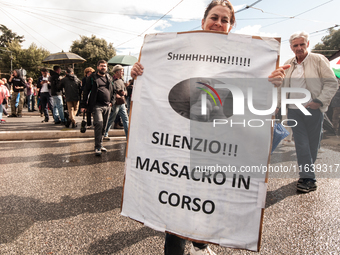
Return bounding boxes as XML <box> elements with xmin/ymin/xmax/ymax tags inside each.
<box><xmin>122</xmin><ymin>31</ymin><xmax>280</xmax><ymax>251</ymax></box>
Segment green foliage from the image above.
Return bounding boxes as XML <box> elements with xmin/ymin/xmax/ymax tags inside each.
<box><xmin>0</xmin><ymin>24</ymin><xmax>24</xmax><ymax>48</ymax></box>
<box><xmin>313</xmin><ymin>28</ymin><xmax>340</xmax><ymax>58</ymax></box>
<box><xmin>0</xmin><ymin>25</ymin><xmax>49</xmax><ymax>81</ymax></box>
<box><xmin>0</xmin><ymin>26</ymin><xmax>116</xmax><ymax>81</ymax></box>
<box><xmin>21</xmin><ymin>43</ymin><xmax>50</xmax><ymax>80</ymax></box>
<box><xmin>0</xmin><ymin>40</ymin><xmax>22</xmax><ymax>77</ymax></box>
<box><xmin>1</xmin><ymin>41</ymin><xmax>50</xmax><ymax>81</ymax></box>
<box><xmin>70</xmin><ymin>35</ymin><xmax>116</xmax><ymax>78</ymax></box>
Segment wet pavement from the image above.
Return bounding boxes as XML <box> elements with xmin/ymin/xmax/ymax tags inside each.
<box><xmin>0</xmin><ymin>109</ymin><xmax>124</xmax><ymax>140</ymax></box>
<box><xmin>1</xmin><ymin>108</ymin><xmax>340</xmax><ymax>254</ymax></box>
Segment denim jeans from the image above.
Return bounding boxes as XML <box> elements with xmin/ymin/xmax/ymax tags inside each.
<box><xmin>288</xmin><ymin>108</ymin><xmax>323</xmax><ymax>179</ymax></box>
<box><xmin>104</xmin><ymin>104</ymin><xmax>129</xmax><ymax>138</ymax></box>
<box><xmin>26</xmin><ymin>94</ymin><xmax>32</xmax><ymax>111</ymax></box>
<box><xmin>93</xmin><ymin>105</ymin><xmax>111</xmax><ymax>150</ymax></box>
<box><xmin>52</xmin><ymin>95</ymin><xmax>65</xmax><ymax>122</ymax></box>
<box><xmin>164</xmin><ymin>233</ymin><xmax>207</xmax><ymax>255</ymax></box>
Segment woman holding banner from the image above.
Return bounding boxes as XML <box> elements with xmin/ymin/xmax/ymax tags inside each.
<box><xmin>131</xmin><ymin>1</ymin><xmax>288</xmax><ymax>254</ymax></box>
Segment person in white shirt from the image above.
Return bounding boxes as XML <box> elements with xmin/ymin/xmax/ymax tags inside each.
<box><xmin>38</xmin><ymin>68</ymin><xmax>53</xmax><ymax>122</ymax></box>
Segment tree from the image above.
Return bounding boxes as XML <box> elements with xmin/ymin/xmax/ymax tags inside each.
<box><xmin>0</xmin><ymin>24</ymin><xmax>24</xmax><ymax>48</ymax></box>
<box><xmin>70</xmin><ymin>35</ymin><xmax>116</xmax><ymax>78</ymax></box>
<box><xmin>313</xmin><ymin>28</ymin><xmax>340</xmax><ymax>58</ymax></box>
<box><xmin>0</xmin><ymin>40</ymin><xmax>21</xmax><ymax>77</ymax></box>
<box><xmin>0</xmin><ymin>26</ymin><xmax>50</xmax><ymax>81</ymax></box>
<box><xmin>20</xmin><ymin>43</ymin><xmax>50</xmax><ymax>80</ymax></box>
<box><xmin>0</xmin><ymin>41</ymin><xmax>50</xmax><ymax>81</ymax></box>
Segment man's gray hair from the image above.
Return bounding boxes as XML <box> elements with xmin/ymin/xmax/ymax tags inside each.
<box><xmin>289</xmin><ymin>31</ymin><xmax>309</xmax><ymax>45</ymax></box>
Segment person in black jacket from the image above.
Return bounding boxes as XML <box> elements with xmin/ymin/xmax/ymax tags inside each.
<box><xmin>8</xmin><ymin>69</ymin><xmax>26</xmax><ymax>117</ymax></box>
<box><xmin>59</xmin><ymin>67</ymin><xmax>82</xmax><ymax>128</ymax></box>
<box><xmin>50</xmin><ymin>66</ymin><xmax>65</xmax><ymax>124</ymax></box>
<box><xmin>81</xmin><ymin>60</ymin><xmax>115</xmax><ymax>156</ymax></box>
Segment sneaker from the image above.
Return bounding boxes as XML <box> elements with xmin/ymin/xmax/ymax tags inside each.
<box><xmin>103</xmin><ymin>136</ymin><xmax>110</xmax><ymax>140</ymax></box>
<box><xmin>297</xmin><ymin>179</ymin><xmax>317</xmax><ymax>193</ymax></box>
<box><xmin>95</xmin><ymin>148</ymin><xmax>102</xmax><ymax>156</ymax></box>
<box><xmin>55</xmin><ymin>120</ymin><xmax>61</xmax><ymax>124</ymax></box>
<box><xmin>7</xmin><ymin>114</ymin><xmax>17</xmax><ymax>117</ymax></box>
<box><xmin>190</xmin><ymin>244</ymin><xmax>216</xmax><ymax>255</ymax></box>
<box><xmin>282</xmin><ymin>140</ymin><xmax>295</xmax><ymax>146</ymax></box>
<box><xmin>0</xmin><ymin>119</ymin><xmax>6</xmax><ymax>123</ymax></box>
<box><xmin>100</xmin><ymin>146</ymin><xmax>107</xmax><ymax>152</ymax></box>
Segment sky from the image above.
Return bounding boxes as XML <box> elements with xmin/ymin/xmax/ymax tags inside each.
<box><xmin>0</xmin><ymin>0</ymin><xmax>339</xmax><ymax>67</ymax></box>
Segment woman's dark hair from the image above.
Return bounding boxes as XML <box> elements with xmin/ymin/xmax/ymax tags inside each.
<box><xmin>203</xmin><ymin>0</ymin><xmax>235</xmax><ymax>26</ymax></box>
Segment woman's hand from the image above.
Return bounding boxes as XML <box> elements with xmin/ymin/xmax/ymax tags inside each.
<box><xmin>131</xmin><ymin>62</ymin><xmax>144</xmax><ymax>79</ymax></box>
<box><xmin>268</xmin><ymin>64</ymin><xmax>291</xmax><ymax>87</ymax></box>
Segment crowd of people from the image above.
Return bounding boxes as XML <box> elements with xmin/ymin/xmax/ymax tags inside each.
<box><xmin>0</xmin><ymin>64</ymin><xmax>134</xmax><ymax>136</ymax></box>
<box><xmin>0</xmin><ymin>65</ymin><xmax>133</xmax><ymax>118</ymax></box>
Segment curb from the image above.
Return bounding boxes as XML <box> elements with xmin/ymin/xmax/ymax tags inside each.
<box><xmin>1</xmin><ymin>110</ymin><xmax>126</xmax><ymax>141</ymax></box>
<box><xmin>0</xmin><ymin>129</ymin><xmax>125</xmax><ymax>141</ymax></box>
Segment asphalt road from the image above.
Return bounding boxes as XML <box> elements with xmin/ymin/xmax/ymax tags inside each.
<box><xmin>0</xmin><ymin>136</ymin><xmax>339</xmax><ymax>254</ymax></box>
